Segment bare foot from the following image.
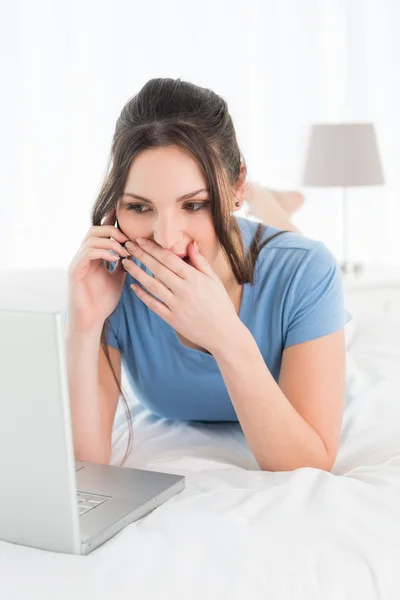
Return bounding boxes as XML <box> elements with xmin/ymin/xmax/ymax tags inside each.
<box><xmin>273</xmin><ymin>190</ymin><xmax>304</xmax><ymax>215</ymax></box>
<box><xmin>246</xmin><ymin>183</ymin><xmax>300</xmax><ymax>232</ymax></box>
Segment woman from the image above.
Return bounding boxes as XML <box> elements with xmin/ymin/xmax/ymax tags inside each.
<box><xmin>66</xmin><ymin>78</ymin><xmax>351</xmax><ymax>472</ymax></box>
<box><xmin>246</xmin><ymin>183</ymin><xmax>304</xmax><ymax>233</ymax></box>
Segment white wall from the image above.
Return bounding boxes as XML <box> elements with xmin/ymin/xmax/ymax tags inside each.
<box><xmin>2</xmin><ymin>0</ymin><xmax>400</xmax><ymax>270</ymax></box>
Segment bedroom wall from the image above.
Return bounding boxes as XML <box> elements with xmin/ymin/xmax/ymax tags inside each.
<box><xmin>2</xmin><ymin>0</ymin><xmax>399</xmax><ymax>269</ymax></box>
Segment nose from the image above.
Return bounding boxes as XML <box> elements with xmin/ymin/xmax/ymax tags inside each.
<box><xmin>152</xmin><ymin>214</ymin><xmax>183</xmax><ymax>250</ymax></box>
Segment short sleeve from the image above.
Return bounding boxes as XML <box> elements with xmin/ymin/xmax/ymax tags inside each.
<box><xmin>104</xmin><ymin>304</ymin><xmax>121</xmax><ymax>350</ymax></box>
<box><xmin>283</xmin><ymin>241</ymin><xmax>350</xmax><ymax>348</ymax></box>
<box><xmin>104</xmin><ymin>258</ymin><xmax>122</xmax><ymax>350</ymax></box>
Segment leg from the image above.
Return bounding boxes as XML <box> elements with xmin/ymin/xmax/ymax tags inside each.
<box><xmin>246</xmin><ymin>183</ymin><xmax>302</xmax><ymax>233</ymax></box>
<box><xmin>273</xmin><ymin>190</ymin><xmax>304</xmax><ymax>215</ymax></box>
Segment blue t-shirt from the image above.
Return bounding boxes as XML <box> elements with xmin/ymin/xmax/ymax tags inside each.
<box><xmin>64</xmin><ymin>216</ymin><xmax>352</xmax><ymax>422</ymax></box>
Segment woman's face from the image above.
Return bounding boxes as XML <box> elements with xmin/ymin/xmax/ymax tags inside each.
<box><xmin>116</xmin><ymin>145</ymin><xmax>242</xmax><ymax>287</ymax></box>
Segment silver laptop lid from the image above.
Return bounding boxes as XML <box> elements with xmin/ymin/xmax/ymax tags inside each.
<box><xmin>0</xmin><ymin>309</ymin><xmax>81</xmax><ymax>554</ymax></box>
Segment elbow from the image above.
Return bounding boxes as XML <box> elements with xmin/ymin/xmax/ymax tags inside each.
<box><xmin>319</xmin><ymin>454</ymin><xmax>335</xmax><ymax>473</ymax></box>
<box><xmin>257</xmin><ymin>453</ymin><xmax>335</xmax><ymax>473</ymax></box>
<box><xmin>75</xmin><ymin>445</ymin><xmax>111</xmax><ymax>465</ymax></box>
<box><xmin>75</xmin><ymin>453</ymin><xmax>111</xmax><ymax>466</ymax></box>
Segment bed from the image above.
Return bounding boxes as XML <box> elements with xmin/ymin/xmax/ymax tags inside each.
<box><xmin>1</xmin><ymin>271</ymin><xmax>400</xmax><ymax>599</ymax></box>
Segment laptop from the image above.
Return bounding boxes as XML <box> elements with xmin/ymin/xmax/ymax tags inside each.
<box><xmin>0</xmin><ymin>308</ymin><xmax>185</xmax><ymax>555</ymax></box>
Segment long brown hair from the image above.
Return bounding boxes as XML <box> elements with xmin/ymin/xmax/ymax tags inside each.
<box><xmin>91</xmin><ymin>78</ymin><xmax>290</xmax><ymax>466</ymax></box>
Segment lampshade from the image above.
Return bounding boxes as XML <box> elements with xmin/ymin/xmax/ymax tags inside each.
<box><xmin>302</xmin><ymin>123</ymin><xmax>385</xmax><ymax>187</ymax></box>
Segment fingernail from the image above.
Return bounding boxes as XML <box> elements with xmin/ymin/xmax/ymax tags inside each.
<box><xmin>126</xmin><ymin>241</ymin><xmax>137</xmax><ymax>252</ymax></box>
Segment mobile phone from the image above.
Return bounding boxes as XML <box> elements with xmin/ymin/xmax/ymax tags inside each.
<box><xmin>116</xmin><ymin>218</ymin><xmax>129</xmax><ymax>252</ymax></box>
<box><xmin>116</xmin><ymin>218</ymin><xmax>125</xmax><ymax>238</ymax></box>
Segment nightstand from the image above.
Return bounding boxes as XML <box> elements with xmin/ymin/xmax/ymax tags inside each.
<box><xmin>342</xmin><ymin>264</ymin><xmax>400</xmax><ymax>319</ymax></box>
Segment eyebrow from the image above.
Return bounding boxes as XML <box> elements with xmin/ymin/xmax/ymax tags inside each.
<box><xmin>121</xmin><ymin>189</ymin><xmax>209</xmax><ymax>204</ymax></box>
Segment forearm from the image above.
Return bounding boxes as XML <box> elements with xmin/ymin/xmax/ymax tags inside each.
<box><xmin>212</xmin><ymin>322</ymin><xmax>331</xmax><ymax>472</ymax></box>
<box><xmin>66</xmin><ymin>324</ymin><xmax>110</xmax><ymax>464</ymax></box>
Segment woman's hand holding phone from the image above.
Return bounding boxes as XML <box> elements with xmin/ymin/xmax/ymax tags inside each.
<box><xmin>66</xmin><ymin>208</ymin><xmax>130</xmax><ymax>333</ymax></box>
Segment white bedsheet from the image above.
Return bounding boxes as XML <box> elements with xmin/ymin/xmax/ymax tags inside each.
<box><xmin>1</xmin><ymin>310</ymin><xmax>400</xmax><ymax>599</ymax></box>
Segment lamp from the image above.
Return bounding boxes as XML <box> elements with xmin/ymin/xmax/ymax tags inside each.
<box><xmin>302</xmin><ymin>123</ymin><xmax>385</xmax><ymax>275</ymax></box>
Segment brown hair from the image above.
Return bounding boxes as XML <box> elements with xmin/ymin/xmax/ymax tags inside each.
<box><xmin>91</xmin><ymin>78</ymin><xmax>290</xmax><ymax>466</ymax></box>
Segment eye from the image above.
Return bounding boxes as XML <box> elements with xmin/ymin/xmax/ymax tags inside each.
<box><xmin>125</xmin><ymin>204</ymin><xmax>149</xmax><ymax>214</ymax></box>
<box><xmin>125</xmin><ymin>201</ymin><xmax>210</xmax><ymax>214</ymax></box>
<box><xmin>184</xmin><ymin>202</ymin><xmax>210</xmax><ymax>212</ymax></box>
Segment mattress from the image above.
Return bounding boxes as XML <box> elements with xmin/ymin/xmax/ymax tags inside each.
<box><xmin>1</xmin><ymin>290</ymin><xmax>400</xmax><ymax>599</ymax></box>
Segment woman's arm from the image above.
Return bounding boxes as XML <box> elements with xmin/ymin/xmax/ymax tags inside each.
<box><xmin>66</xmin><ymin>324</ymin><xmax>111</xmax><ymax>464</ymax></box>
<box><xmin>212</xmin><ymin>322</ymin><xmax>345</xmax><ymax>472</ymax></box>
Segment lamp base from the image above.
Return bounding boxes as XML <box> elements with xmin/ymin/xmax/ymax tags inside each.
<box><xmin>340</xmin><ymin>260</ymin><xmax>364</xmax><ymax>277</ymax></box>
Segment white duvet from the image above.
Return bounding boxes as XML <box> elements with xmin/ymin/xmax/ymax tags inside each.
<box><xmin>1</xmin><ymin>312</ymin><xmax>400</xmax><ymax>599</ymax></box>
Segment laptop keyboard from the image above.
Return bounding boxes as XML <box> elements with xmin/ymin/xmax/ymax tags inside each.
<box><xmin>77</xmin><ymin>491</ymin><xmax>111</xmax><ymax>516</ymax></box>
